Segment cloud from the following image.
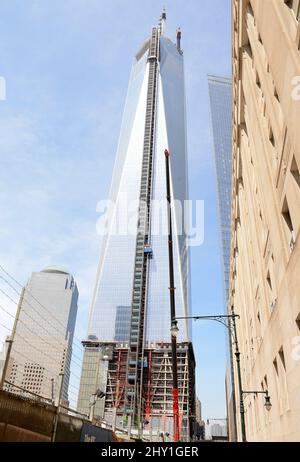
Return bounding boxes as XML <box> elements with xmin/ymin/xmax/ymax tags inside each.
<box><xmin>0</xmin><ymin>0</ymin><xmax>231</xmax><ymax>415</ymax></box>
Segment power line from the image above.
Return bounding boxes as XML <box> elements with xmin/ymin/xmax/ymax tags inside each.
<box><xmin>0</xmin><ymin>320</ymin><xmax>11</xmax><ymax>332</ymax></box>
<box><xmin>0</xmin><ymin>303</ymin><xmax>83</xmax><ymax>370</ymax></box>
<box><xmin>6</xmin><ymin>348</ymin><xmax>61</xmax><ymax>384</ymax></box>
<box><xmin>0</xmin><ymin>273</ymin><xmax>82</xmax><ymax>347</ymax></box>
<box><xmin>69</xmin><ymin>369</ymin><xmax>82</xmax><ymax>382</ymax></box>
<box><xmin>7</xmin><ymin>348</ymin><xmax>81</xmax><ymax>395</ymax></box>
<box><xmin>4</xmin><ymin>379</ymin><xmax>53</xmax><ymax>404</ymax></box>
<box><xmin>0</xmin><ymin>314</ymin><xmax>81</xmax><ymax>392</ymax></box>
<box><xmin>0</xmin><ymin>323</ymin><xmax>81</xmax><ymax>400</ymax></box>
<box><xmin>0</xmin><ymin>284</ymin><xmax>83</xmax><ymax>367</ymax></box>
<box><xmin>0</xmin><ymin>265</ymin><xmax>84</xmax><ymax>348</ymax></box>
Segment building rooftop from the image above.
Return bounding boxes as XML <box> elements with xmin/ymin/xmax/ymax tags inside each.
<box><xmin>42</xmin><ymin>265</ymin><xmax>70</xmax><ymax>275</ymax></box>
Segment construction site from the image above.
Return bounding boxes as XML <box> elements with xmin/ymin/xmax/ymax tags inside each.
<box><xmin>77</xmin><ymin>340</ymin><xmax>196</xmax><ymax>442</ymax></box>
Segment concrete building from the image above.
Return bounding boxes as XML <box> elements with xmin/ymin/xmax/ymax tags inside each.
<box><xmin>2</xmin><ymin>267</ymin><xmax>78</xmax><ymax>404</ymax></box>
<box><xmin>193</xmin><ymin>397</ymin><xmax>205</xmax><ymax>440</ymax></box>
<box><xmin>231</xmin><ymin>0</ymin><xmax>300</xmax><ymax>441</ymax></box>
<box><xmin>211</xmin><ymin>423</ymin><xmax>228</xmax><ymax>438</ymax></box>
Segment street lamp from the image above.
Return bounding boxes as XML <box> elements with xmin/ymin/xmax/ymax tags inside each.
<box><xmin>89</xmin><ymin>388</ymin><xmax>106</xmax><ymax>422</ymax></box>
<box><xmin>170</xmin><ymin>319</ymin><xmax>179</xmax><ymax>338</ymax></box>
<box><xmin>176</xmin><ymin>313</ymin><xmax>249</xmax><ymax>441</ymax></box>
<box><xmin>177</xmin><ymin>314</ymin><xmax>273</xmax><ymax>441</ymax></box>
<box><xmin>242</xmin><ymin>390</ymin><xmax>272</xmax><ymax>412</ymax></box>
<box><xmin>264</xmin><ymin>393</ymin><xmax>272</xmax><ymax>411</ymax></box>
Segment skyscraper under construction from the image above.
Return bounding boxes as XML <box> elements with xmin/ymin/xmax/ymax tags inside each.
<box><xmin>78</xmin><ymin>12</ymin><xmax>195</xmax><ymax>441</ymax></box>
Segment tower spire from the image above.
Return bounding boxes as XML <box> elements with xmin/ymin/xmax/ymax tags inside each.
<box><xmin>176</xmin><ymin>27</ymin><xmax>182</xmax><ymax>52</ymax></box>
<box><xmin>160</xmin><ymin>7</ymin><xmax>166</xmax><ymax>36</ymax></box>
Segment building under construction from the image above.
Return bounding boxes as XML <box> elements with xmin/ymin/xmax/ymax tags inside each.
<box><xmin>78</xmin><ymin>11</ymin><xmax>195</xmax><ymax>441</ymax></box>
<box><xmin>77</xmin><ymin>340</ymin><xmax>195</xmax><ymax>441</ymax></box>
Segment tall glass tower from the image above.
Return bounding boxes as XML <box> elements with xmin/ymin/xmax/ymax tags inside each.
<box><xmin>78</xmin><ymin>13</ymin><xmax>195</xmax><ymax>440</ymax></box>
<box><xmin>88</xmin><ymin>17</ymin><xmax>189</xmax><ymax>346</ymax></box>
<box><xmin>208</xmin><ymin>75</ymin><xmax>236</xmax><ymax>441</ymax></box>
<box><xmin>208</xmin><ymin>75</ymin><xmax>232</xmax><ymax>298</ymax></box>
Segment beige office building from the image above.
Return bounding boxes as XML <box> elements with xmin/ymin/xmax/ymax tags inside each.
<box><xmin>231</xmin><ymin>0</ymin><xmax>300</xmax><ymax>441</ymax></box>
<box><xmin>2</xmin><ymin>267</ymin><xmax>78</xmax><ymax>404</ymax></box>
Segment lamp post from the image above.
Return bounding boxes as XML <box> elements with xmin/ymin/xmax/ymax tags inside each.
<box><xmin>176</xmin><ymin>313</ymin><xmax>247</xmax><ymax>440</ymax></box>
<box><xmin>242</xmin><ymin>390</ymin><xmax>272</xmax><ymax>411</ymax></box>
<box><xmin>177</xmin><ymin>314</ymin><xmax>273</xmax><ymax>441</ymax></box>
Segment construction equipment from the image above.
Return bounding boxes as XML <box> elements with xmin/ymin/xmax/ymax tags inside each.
<box><xmin>124</xmin><ymin>24</ymin><xmax>160</xmax><ymax>436</ymax></box>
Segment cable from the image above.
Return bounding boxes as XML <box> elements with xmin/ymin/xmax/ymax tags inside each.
<box><xmin>0</xmin><ymin>315</ymin><xmax>81</xmax><ymax>392</ymax></box>
<box><xmin>0</xmin><ymin>264</ymin><xmax>85</xmax><ymax>348</ymax></box>
<box><xmin>7</xmin><ymin>349</ymin><xmax>61</xmax><ymax>383</ymax></box>
<box><xmin>69</xmin><ymin>369</ymin><xmax>82</xmax><ymax>382</ymax></box>
<box><xmin>7</xmin><ymin>348</ymin><xmax>81</xmax><ymax>395</ymax></box>
<box><xmin>0</xmin><ymin>286</ymin><xmax>83</xmax><ymax>367</ymax></box>
<box><xmin>4</xmin><ymin>379</ymin><xmax>53</xmax><ymax>403</ymax></box>
<box><xmin>0</xmin><ymin>274</ymin><xmax>84</xmax><ymax>352</ymax></box>
<box><xmin>68</xmin><ymin>383</ymin><xmax>80</xmax><ymax>393</ymax></box>
<box><xmin>1</xmin><ymin>336</ymin><xmax>82</xmax><ymax>402</ymax></box>
<box><xmin>0</xmin><ymin>303</ymin><xmax>83</xmax><ymax>369</ymax></box>
<box><xmin>0</xmin><ymin>320</ymin><xmax>12</xmax><ymax>332</ymax></box>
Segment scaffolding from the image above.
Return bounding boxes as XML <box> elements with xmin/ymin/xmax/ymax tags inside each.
<box><xmin>124</xmin><ymin>23</ymin><xmax>160</xmax><ymax>430</ymax></box>
<box><xmin>104</xmin><ymin>341</ymin><xmax>196</xmax><ymax>441</ymax></box>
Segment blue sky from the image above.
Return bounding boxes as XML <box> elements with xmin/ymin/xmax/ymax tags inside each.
<box><xmin>0</xmin><ymin>0</ymin><xmax>231</xmax><ymax>418</ymax></box>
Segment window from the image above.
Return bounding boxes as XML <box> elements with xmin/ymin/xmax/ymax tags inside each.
<box><xmin>285</xmin><ymin>0</ymin><xmax>300</xmax><ymax>21</ymax></box>
<box><xmin>266</xmin><ymin>270</ymin><xmax>272</xmax><ymax>292</ymax></box>
<box><xmin>291</xmin><ymin>156</ymin><xmax>300</xmax><ymax>189</ymax></box>
<box><xmin>279</xmin><ymin>347</ymin><xmax>286</xmax><ymax>370</ymax></box>
<box><xmin>296</xmin><ymin>313</ymin><xmax>300</xmax><ymax>331</ymax></box>
<box><xmin>269</xmin><ymin>126</ymin><xmax>275</xmax><ymax>148</ymax></box>
<box><xmin>256</xmin><ymin>72</ymin><xmax>261</xmax><ymax>90</ymax></box>
<box><xmin>281</xmin><ymin>197</ymin><xmax>295</xmax><ymax>250</ymax></box>
<box><xmin>278</xmin><ymin>347</ymin><xmax>290</xmax><ymax>411</ymax></box>
<box><xmin>273</xmin><ymin>357</ymin><xmax>282</xmax><ymax>413</ymax></box>
<box><xmin>274</xmin><ymin>86</ymin><xmax>280</xmax><ymax>103</ymax></box>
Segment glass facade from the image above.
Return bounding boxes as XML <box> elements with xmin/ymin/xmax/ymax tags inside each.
<box><xmin>208</xmin><ymin>75</ymin><xmax>236</xmax><ymax>439</ymax></box>
<box><xmin>208</xmin><ymin>76</ymin><xmax>232</xmax><ymax>300</ymax></box>
<box><xmin>87</xmin><ymin>35</ymin><xmax>189</xmax><ymax>345</ymax></box>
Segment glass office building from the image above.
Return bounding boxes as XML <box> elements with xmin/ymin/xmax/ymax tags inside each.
<box><xmin>208</xmin><ymin>75</ymin><xmax>236</xmax><ymax>440</ymax></box>
<box><xmin>208</xmin><ymin>75</ymin><xmax>232</xmax><ymax>299</ymax></box>
<box><xmin>78</xmin><ymin>16</ymin><xmax>194</xmax><ymax>437</ymax></box>
<box><xmin>87</xmin><ymin>22</ymin><xmax>190</xmax><ymax>345</ymax></box>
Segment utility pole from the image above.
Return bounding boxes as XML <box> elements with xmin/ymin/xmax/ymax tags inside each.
<box><xmin>51</xmin><ymin>378</ymin><xmax>55</xmax><ymax>403</ymax></box>
<box><xmin>89</xmin><ymin>351</ymin><xmax>101</xmax><ymax>422</ymax></box>
<box><xmin>165</xmin><ymin>148</ymin><xmax>180</xmax><ymax>442</ymax></box>
<box><xmin>0</xmin><ymin>287</ymin><xmax>24</xmax><ymax>390</ymax></box>
<box><xmin>176</xmin><ymin>312</ymin><xmax>246</xmax><ymax>442</ymax></box>
<box><xmin>52</xmin><ymin>372</ymin><xmax>64</xmax><ymax>442</ymax></box>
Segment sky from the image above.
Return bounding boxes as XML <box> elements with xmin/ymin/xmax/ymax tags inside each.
<box><xmin>0</xmin><ymin>0</ymin><xmax>231</xmax><ymax>419</ymax></box>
